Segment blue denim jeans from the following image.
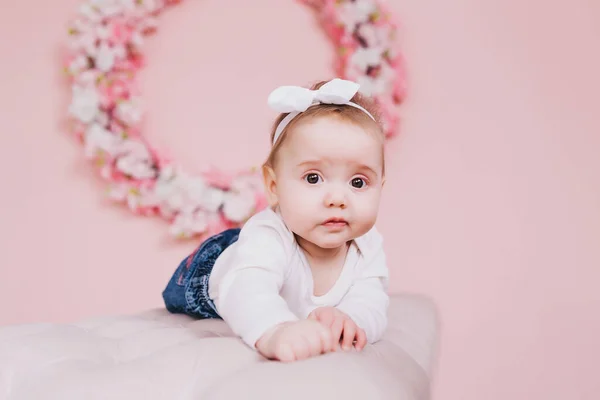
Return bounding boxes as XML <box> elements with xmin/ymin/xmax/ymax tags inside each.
<box><xmin>162</xmin><ymin>228</ymin><xmax>241</xmax><ymax>319</ymax></box>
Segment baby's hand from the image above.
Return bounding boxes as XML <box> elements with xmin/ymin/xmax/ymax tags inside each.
<box><xmin>308</xmin><ymin>306</ymin><xmax>367</xmax><ymax>351</ymax></box>
<box><xmin>255</xmin><ymin>319</ymin><xmax>334</xmax><ymax>362</ymax></box>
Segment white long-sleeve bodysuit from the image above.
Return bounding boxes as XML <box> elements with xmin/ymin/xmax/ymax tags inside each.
<box><xmin>208</xmin><ymin>208</ymin><xmax>390</xmax><ymax>349</ymax></box>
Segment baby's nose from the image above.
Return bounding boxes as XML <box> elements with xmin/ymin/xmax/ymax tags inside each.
<box><xmin>324</xmin><ymin>187</ymin><xmax>347</xmax><ymax>208</ymax></box>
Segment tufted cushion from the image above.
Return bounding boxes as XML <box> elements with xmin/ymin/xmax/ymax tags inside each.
<box><xmin>0</xmin><ymin>294</ymin><xmax>438</xmax><ymax>400</ymax></box>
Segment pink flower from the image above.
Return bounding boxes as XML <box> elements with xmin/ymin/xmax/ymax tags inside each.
<box><xmin>98</xmin><ymin>78</ymin><xmax>130</xmax><ymax>108</ymax></box>
<box><xmin>110</xmin><ymin>21</ymin><xmax>133</xmax><ymax>45</ymax></box>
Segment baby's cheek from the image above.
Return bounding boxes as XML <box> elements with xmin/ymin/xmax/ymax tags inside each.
<box><xmin>279</xmin><ymin>199</ymin><xmax>314</xmax><ymax>233</ymax></box>
<box><xmin>353</xmin><ymin>197</ymin><xmax>380</xmax><ymax>228</ymax></box>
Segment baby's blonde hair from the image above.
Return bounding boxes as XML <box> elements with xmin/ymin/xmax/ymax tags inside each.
<box><xmin>263</xmin><ymin>79</ymin><xmax>386</xmax><ymax>175</ymax></box>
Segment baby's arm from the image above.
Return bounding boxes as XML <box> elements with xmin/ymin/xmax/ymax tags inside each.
<box><xmin>214</xmin><ymin>221</ymin><xmax>333</xmax><ymax>361</ymax></box>
<box><xmin>335</xmin><ymin>248</ymin><xmax>390</xmax><ymax>344</ymax></box>
<box><xmin>217</xmin><ymin>266</ymin><xmax>298</xmax><ymax>348</ymax></box>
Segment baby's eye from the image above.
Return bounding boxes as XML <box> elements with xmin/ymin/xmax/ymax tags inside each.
<box><xmin>350</xmin><ymin>177</ymin><xmax>366</xmax><ymax>189</ymax></box>
<box><xmin>305</xmin><ymin>173</ymin><xmax>322</xmax><ymax>184</ymax></box>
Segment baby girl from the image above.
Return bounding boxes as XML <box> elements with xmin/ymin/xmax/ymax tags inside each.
<box><xmin>162</xmin><ymin>78</ymin><xmax>389</xmax><ymax>362</ymax></box>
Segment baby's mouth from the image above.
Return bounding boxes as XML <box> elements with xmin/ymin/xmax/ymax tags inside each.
<box><xmin>322</xmin><ymin>218</ymin><xmax>348</xmax><ymax>228</ymax></box>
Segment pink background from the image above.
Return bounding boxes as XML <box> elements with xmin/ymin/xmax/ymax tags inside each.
<box><xmin>1</xmin><ymin>0</ymin><xmax>599</xmax><ymax>399</ymax></box>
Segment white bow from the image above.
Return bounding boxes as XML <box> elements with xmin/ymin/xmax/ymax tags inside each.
<box><xmin>267</xmin><ymin>78</ymin><xmax>375</xmax><ymax>144</ymax></box>
<box><xmin>267</xmin><ymin>78</ymin><xmax>360</xmax><ymax>113</ymax></box>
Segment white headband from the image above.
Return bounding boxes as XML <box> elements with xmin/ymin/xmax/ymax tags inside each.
<box><xmin>267</xmin><ymin>78</ymin><xmax>375</xmax><ymax>145</ymax></box>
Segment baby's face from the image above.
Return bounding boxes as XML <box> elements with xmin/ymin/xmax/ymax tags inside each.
<box><xmin>272</xmin><ymin>116</ymin><xmax>384</xmax><ymax>250</ymax></box>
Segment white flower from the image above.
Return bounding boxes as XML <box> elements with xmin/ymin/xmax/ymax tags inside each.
<box><xmin>71</xmin><ymin>18</ymin><xmax>93</xmax><ymax>34</ymax></box>
<box><xmin>190</xmin><ymin>210</ymin><xmax>210</xmax><ymax>232</ymax></box>
<box><xmin>95</xmin><ymin>42</ymin><xmax>115</xmax><ymax>72</ymax></box>
<box><xmin>96</xmin><ymin>25</ymin><xmax>110</xmax><ymax>40</ymax></box>
<box><xmin>106</xmin><ymin>183</ymin><xmax>128</xmax><ymax>201</ymax></box>
<box><xmin>114</xmin><ymin>140</ymin><xmax>156</xmax><ymax>179</ymax></box>
<box><xmin>130</xmin><ymin>32</ymin><xmax>144</xmax><ymax>48</ymax></box>
<box><xmin>200</xmin><ymin>187</ymin><xmax>225</xmax><ymax>213</ymax></box>
<box><xmin>95</xmin><ymin>111</ymin><xmax>110</xmax><ymax>126</ymax></box>
<box><xmin>230</xmin><ymin>173</ymin><xmax>263</xmax><ymax>193</ymax></box>
<box><xmin>184</xmin><ymin>176</ymin><xmax>206</xmax><ymax>198</ymax></box>
<box><xmin>185</xmin><ymin>178</ymin><xmax>224</xmax><ymax>212</ymax></box>
<box><xmin>119</xmin><ymin>139</ymin><xmax>149</xmax><ymax>158</ymax></box>
<box><xmin>112</xmin><ymin>44</ymin><xmax>126</xmax><ymax>59</ymax></box>
<box><xmin>169</xmin><ymin>210</ymin><xmax>208</xmax><ymax>238</ymax></box>
<box><xmin>357</xmin><ymin>23</ymin><xmax>391</xmax><ymax>48</ymax></box>
<box><xmin>118</xmin><ymin>0</ymin><xmax>136</xmax><ymax>11</ymax></box>
<box><xmin>355</xmin><ymin>65</ymin><xmax>394</xmax><ymax>97</ymax></box>
<box><xmin>126</xmin><ymin>188</ymin><xmax>160</xmax><ymax>212</ymax></box>
<box><xmin>153</xmin><ymin>170</ymin><xmax>225</xmax><ymax>214</ymax></box>
<box><xmin>353</xmin><ymin>0</ymin><xmax>377</xmax><ymax>19</ymax></box>
<box><xmin>115</xmin><ymin>97</ymin><xmax>142</xmax><ymax>125</ymax></box>
<box><xmin>134</xmin><ymin>0</ymin><xmax>161</xmax><ymax>13</ymax></box>
<box><xmin>68</xmin><ymin>55</ymin><xmax>89</xmax><ymax>74</ymax></box>
<box><xmin>75</xmin><ymin>69</ymin><xmax>100</xmax><ymax>86</ymax></box>
<box><xmin>153</xmin><ymin>175</ymin><xmax>175</xmax><ymax>197</ymax></box>
<box><xmin>69</xmin><ymin>84</ymin><xmax>101</xmax><ymax>123</ymax></box>
<box><xmin>84</xmin><ymin>123</ymin><xmax>121</xmax><ymax>158</ymax></box>
<box><xmin>116</xmin><ymin>155</ymin><xmax>156</xmax><ymax>179</ymax></box>
<box><xmin>157</xmin><ymin>164</ymin><xmax>176</xmax><ymax>181</ymax></box>
<box><xmin>339</xmin><ymin>0</ymin><xmax>377</xmax><ymax>34</ymax></box>
<box><xmin>67</xmin><ymin>18</ymin><xmax>99</xmax><ymax>55</ymax></box>
<box><xmin>126</xmin><ymin>191</ymin><xmax>141</xmax><ymax>210</ymax></box>
<box><xmin>350</xmin><ymin>47</ymin><xmax>383</xmax><ymax>71</ymax></box>
<box><xmin>222</xmin><ymin>191</ymin><xmax>256</xmax><ymax>222</ymax></box>
<box><xmin>79</xmin><ymin>3</ymin><xmax>102</xmax><ymax>22</ymax></box>
<box><xmin>90</xmin><ymin>0</ymin><xmax>124</xmax><ymax>17</ymax></box>
<box><xmin>68</xmin><ymin>31</ymin><xmax>97</xmax><ymax>56</ymax></box>
<box><xmin>153</xmin><ymin>168</ymin><xmax>192</xmax><ymax>212</ymax></box>
<box><xmin>164</xmin><ymin>190</ymin><xmax>185</xmax><ymax>211</ymax></box>
<box><xmin>137</xmin><ymin>190</ymin><xmax>161</xmax><ymax>209</ymax></box>
<box><xmin>155</xmin><ymin>171</ymin><xmax>182</xmax><ymax>194</ymax></box>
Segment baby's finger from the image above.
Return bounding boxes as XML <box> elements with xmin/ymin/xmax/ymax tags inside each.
<box><xmin>341</xmin><ymin>320</ymin><xmax>357</xmax><ymax>351</ymax></box>
<box><xmin>304</xmin><ymin>331</ymin><xmax>325</xmax><ymax>358</ymax></box>
<box><xmin>293</xmin><ymin>336</ymin><xmax>312</xmax><ymax>361</ymax></box>
<box><xmin>355</xmin><ymin>327</ymin><xmax>367</xmax><ymax>351</ymax></box>
<box><xmin>318</xmin><ymin>325</ymin><xmax>334</xmax><ymax>353</ymax></box>
<box><xmin>331</xmin><ymin>318</ymin><xmax>344</xmax><ymax>350</ymax></box>
<box><xmin>276</xmin><ymin>343</ymin><xmax>295</xmax><ymax>362</ymax></box>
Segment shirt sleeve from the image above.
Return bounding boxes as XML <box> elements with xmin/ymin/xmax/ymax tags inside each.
<box><xmin>336</xmin><ymin>245</ymin><xmax>390</xmax><ymax>344</ymax></box>
<box><xmin>214</xmin><ymin>216</ymin><xmax>299</xmax><ymax>349</ymax></box>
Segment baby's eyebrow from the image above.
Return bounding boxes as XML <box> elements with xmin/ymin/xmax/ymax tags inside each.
<box><xmin>296</xmin><ymin>160</ymin><xmax>322</xmax><ymax>168</ymax></box>
<box><xmin>355</xmin><ymin>164</ymin><xmax>379</xmax><ymax>176</ymax></box>
<box><xmin>296</xmin><ymin>159</ymin><xmax>379</xmax><ymax>176</ymax></box>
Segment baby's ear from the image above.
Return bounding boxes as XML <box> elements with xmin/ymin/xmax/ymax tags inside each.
<box><xmin>262</xmin><ymin>165</ymin><xmax>279</xmax><ymax>206</ymax></box>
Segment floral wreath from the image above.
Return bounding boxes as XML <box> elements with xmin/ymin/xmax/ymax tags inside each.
<box><xmin>64</xmin><ymin>0</ymin><xmax>407</xmax><ymax>239</ymax></box>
